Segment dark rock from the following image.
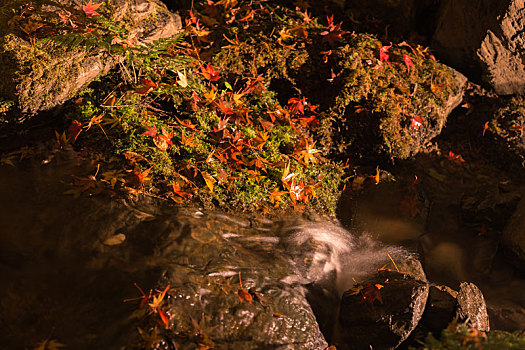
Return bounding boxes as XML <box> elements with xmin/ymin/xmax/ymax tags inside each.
<box><xmin>433</xmin><ymin>0</ymin><xmax>525</xmax><ymax>95</ymax></box>
<box><xmin>456</xmin><ymin>282</ymin><xmax>490</xmax><ymax>331</ymax></box>
<box><xmin>336</xmin><ymin>0</ymin><xmax>440</xmax><ymax>38</ymax></box>
<box><xmin>396</xmin><ymin>257</ymin><xmax>427</xmax><ymax>283</ymax></box>
<box><xmin>421</xmin><ymin>285</ymin><xmax>457</xmax><ymax>333</ymax></box>
<box><xmin>337</xmin><ymin>270</ymin><xmax>429</xmax><ymax>350</ymax></box>
<box><xmin>0</xmin><ymin>0</ymin><xmax>181</xmax><ymax>116</ymax></box>
<box><xmin>502</xmin><ymin>194</ymin><xmax>525</xmax><ymax>271</ymax></box>
<box><xmin>134</xmin><ymin>213</ymin><xmax>330</xmax><ymax>349</ymax></box>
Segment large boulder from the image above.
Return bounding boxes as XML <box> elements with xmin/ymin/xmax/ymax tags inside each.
<box><xmin>326</xmin><ymin>36</ymin><xmax>467</xmax><ymax>159</ymax></box>
<box><xmin>433</xmin><ymin>0</ymin><xmax>525</xmax><ymax>95</ymax></box>
<box><xmin>0</xmin><ymin>0</ymin><xmax>181</xmax><ymax>116</ymax></box>
<box><xmin>337</xmin><ymin>270</ymin><xmax>429</xmax><ymax>349</ymax></box>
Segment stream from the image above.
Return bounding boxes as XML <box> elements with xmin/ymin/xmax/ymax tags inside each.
<box><xmin>1</xmin><ymin>149</ymin><xmax>524</xmax><ymax>348</ymax></box>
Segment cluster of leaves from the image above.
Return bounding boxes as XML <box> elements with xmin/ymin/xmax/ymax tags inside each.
<box><xmin>414</xmin><ymin>321</ymin><xmax>525</xmax><ymax>349</ymax></box>
<box><xmin>7</xmin><ymin>0</ymin><xmax>134</xmax><ymax>52</ymax></box>
<box><xmin>183</xmin><ymin>0</ymin><xmax>462</xmax><ymax>162</ymax></box>
<box><xmin>131</xmin><ymin>273</ymin><xmax>269</xmax><ymax>349</ymax></box>
<box><xmin>46</xmin><ymin>1</ymin><xmax>343</xmax><ymax>213</ymax></box>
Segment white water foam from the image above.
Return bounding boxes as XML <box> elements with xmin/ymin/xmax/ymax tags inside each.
<box><xmin>282</xmin><ymin>220</ymin><xmax>409</xmax><ymax>296</ymax></box>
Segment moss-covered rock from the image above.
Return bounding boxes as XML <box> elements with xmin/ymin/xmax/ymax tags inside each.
<box><xmin>0</xmin><ymin>0</ymin><xmax>180</xmax><ymax>116</ymax></box>
<box><xmin>187</xmin><ymin>1</ymin><xmax>466</xmax><ymax>160</ymax></box>
<box><xmin>327</xmin><ymin>35</ymin><xmax>466</xmax><ymax>159</ymax></box>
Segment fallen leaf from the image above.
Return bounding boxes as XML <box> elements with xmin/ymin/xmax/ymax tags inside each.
<box><xmin>200</xmin><ymin>63</ymin><xmax>221</xmax><ymax>81</ymax></box>
<box><xmin>158</xmin><ymin>308</ymin><xmax>170</xmax><ymax>329</ymax></box>
<box><xmin>103</xmin><ymin>233</ymin><xmax>126</xmax><ymax>246</ymax></box>
<box><xmin>360</xmin><ymin>283</ymin><xmax>383</xmax><ymax>307</ymax></box>
<box><xmin>379</xmin><ymin>43</ymin><xmax>391</xmax><ymax>64</ymax></box>
<box><xmin>34</xmin><ymin>339</ymin><xmax>65</xmax><ymax>350</ymax></box>
<box><xmin>68</xmin><ymin>120</ymin><xmax>82</xmax><ymax>142</ymax></box>
<box><xmin>82</xmin><ymin>0</ymin><xmax>102</xmax><ymax>18</ymax></box>
<box><xmin>404</xmin><ymin>54</ymin><xmax>415</xmax><ymax>73</ymax></box>
<box><xmin>482</xmin><ymin>121</ymin><xmax>489</xmax><ymax>136</ymax></box>
<box><xmin>149</xmin><ymin>285</ymin><xmax>170</xmax><ymax>310</ymax></box>
<box><xmin>201</xmin><ymin>171</ymin><xmax>216</xmax><ymax>192</ymax></box>
<box><xmin>177</xmin><ymin>70</ymin><xmax>188</xmax><ymax>88</ymax></box>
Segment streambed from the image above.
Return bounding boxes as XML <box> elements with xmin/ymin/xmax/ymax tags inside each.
<box><xmin>1</xmin><ymin>148</ymin><xmax>524</xmax><ymax>349</ymax></box>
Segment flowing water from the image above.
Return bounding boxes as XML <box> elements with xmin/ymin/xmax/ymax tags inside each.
<box><xmin>0</xmin><ymin>151</ymin><xmax>524</xmax><ymax>348</ymax></box>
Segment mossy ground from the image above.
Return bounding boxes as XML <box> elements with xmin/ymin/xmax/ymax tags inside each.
<box><xmin>413</xmin><ymin>324</ymin><xmax>525</xmax><ymax>349</ymax></box>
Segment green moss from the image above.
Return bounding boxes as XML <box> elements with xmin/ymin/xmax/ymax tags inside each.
<box><xmin>329</xmin><ymin>34</ymin><xmax>461</xmax><ymax>159</ymax></box>
<box><xmin>413</xmin><ymin>327</ymin><xmax>525</xmax><ymax>349</ymax></box>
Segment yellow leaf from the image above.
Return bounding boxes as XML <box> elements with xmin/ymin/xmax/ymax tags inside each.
<box><xmin>103</xmin><ymin>233</ymin><xmax>126</xmax><ymax>246</ymax></box>
<box><xmin>34</xmin><ymin>339</ymin><xmax>66</xmax><ymax>350</ymax></box>
<box><xmin>176</xmin><ymin>70</ymin><xmax>188</xmax><ymax>88</ymax></box>
<box><xmin>203</xmin><ymin>86</ymin><xmax>218</xmax><ymax>104</ymax></box>
<box><xmin>149</xmin><ymin>285</ymin><xmax>169</xmax><ymax>310</ymax></box>
<box><xmin>201</xmin><ymin>171</ymin><xmax>216</xmax><ymax>192</ymax></box>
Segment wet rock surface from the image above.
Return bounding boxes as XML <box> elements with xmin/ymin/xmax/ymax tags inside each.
<box><xmin>456</xmin><ymin>282</ymin><xmax>490</xmax><ymax>331</ymax></box>
<box><xmin>0</xmin><ymin>0</ymin><xmax>181</xmax><ymax>116</ymax></box>
<box><xmin>337</xmin><ymin>270</ymin><xmax>429</xmax><ymax>350</ymax></box>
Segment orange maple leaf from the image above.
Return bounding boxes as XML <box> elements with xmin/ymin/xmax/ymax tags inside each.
<box><xmin>82</xmin><ymin>0</ymin><xmax>102</xmax><ymax>17</ymax></box>
<box><xmin>135</xmin><ymin>79</ymin><xmax>156</xmax><ymax>94</ymax></box>
<box><xmin>237</xmin><ymin>272</ymin><xmax>253</xmax><ymax>304</ymax></box>
<box><xmin>200</xmin><ymin>63</ymin><xmax>221</xmax><ymax>81</ymax></box>
<box><xmin>158</xmin><ymin>308</ymin><xmax>170</xmax><ymax>329</ymax></box>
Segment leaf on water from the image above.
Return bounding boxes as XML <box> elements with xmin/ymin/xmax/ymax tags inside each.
<box><xmin>34</xmin><ymin>339</ymin><xmax>65</xmax><ymax>350</ymax></box>
<box><xmin>149</xmin><ymin>285</ymin><xmax>170</xmax><ymax>310</ymax></box>
<box><xmin>158</xmin><ymin>308</ymin><xmax>170</xmax><ymax>329</ymax></box>
<box><xmin>103</xmin><ymin>233</ymin><xmax>126</xmax><ymax>246</ymax></box>
<box><xmin>201</xmin><ymin>171</ymin><xmax>216</xmax><ymax>192</ymax></box>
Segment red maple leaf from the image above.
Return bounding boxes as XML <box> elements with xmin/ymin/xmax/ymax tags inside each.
<box><xmin>141</xmin><ymin>125</ymin><xmax>158</xmax><ymax>137</ymax></box>
<box><xmin>135</xmin><ymin>79</ymin><xmax>156</xmax><ymax>94</ymax></box>
<box><xmin>360</xmin><ymin>283</ymin><xmax>383</xmax><ymax>307</ymax></box>
<box><xmin>288</xmin><ymin>97</ymin><xmax>306</xmax><ymax>115</ymax></box>
<box><xmin>411</xmin><ymin>115</ymin><xmax>424</xmax><ymax>130</ymax></box>
<box><xmin>67</xmin><ymin>120</ymin><xmax>82</xmax><ymax>142</ymax></box>
<box><xmin>200</xmin><ymin>63</ymin><xmax>221</xmax><ymax>81</ymax></box>
<box><xmin>158</xmin><ymin>308</ymin><xmax>170</xmax><ymax>329</ymax></box>
<box><xmin>379</xmin><ymin>43</ymin><xmax>391</xmax><ymax>64</ymax></box>
<box><xmin>320</xmin><ymin>15</ymin><xmax>347</xmax><ymax>46</ymax></box>
<box><xmin>404</xmin><ymin>54</ymin><xmax>415</xmax><ymax>73</ymax></box>
<box><xmin>446</xmin><ymin>151</ymin><xmax>465</xmax><ymax>163</ymax></box>
<box><xmin>82</xmin><ymin>0</ymin><xmax>102</xmax><ymax>18</ymax></box>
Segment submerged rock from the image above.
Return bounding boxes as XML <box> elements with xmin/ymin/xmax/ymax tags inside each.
<box><xmin>433</xmin><ymin>0</ymin><xmax>525</xmax><ymax>95</ymax></box>
<box><xmin>0</xmin><ymin>0</ymin><xmax>181</xmax><ymax>117</ymax></box>
<box><xmin>337</xmin><ymin>270</ymin><xmax>429</xmax><ymax>349</ymax></box>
